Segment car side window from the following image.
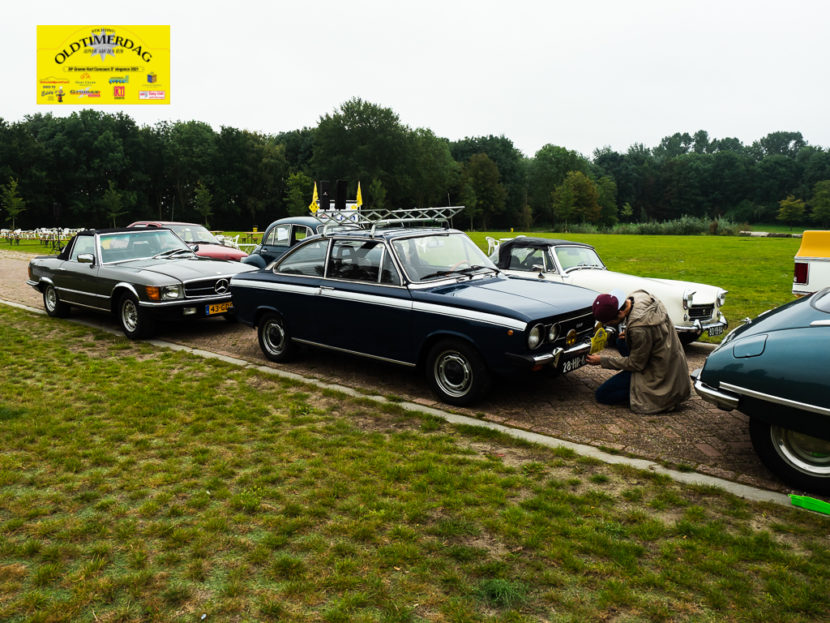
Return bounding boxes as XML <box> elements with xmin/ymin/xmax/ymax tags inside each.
<box><xmin>277</xmin><ymin>239</ymin><xmax>328</xmax><ymax>276</ymax></box>
<box><xmin>293</xmin><ymin>226</ymin><xmax>312</xmax><ymax>244</ymax></box>
<box><xmin>508</xmin><ymin>248</ymin><xmax>548</xmax><ymax>271</ymax></box>
<box><xmin>327</xmin><ymin>240</ymin><xmax>395</xmax><ymax>284</ymax></box>
<box><xmin>264</xmin><ymin>224</ymin><xmax>291</xmax><ymax>246</ymax></box>
<box><xmin>70</xmin><ymin>235</ymin><xmax>95</xmax><ymax>261</ymax></box>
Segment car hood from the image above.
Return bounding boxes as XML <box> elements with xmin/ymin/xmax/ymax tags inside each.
<box><xmin>195</xmin><ymin>243</ymin><xmax>247</xmax><ymax>260</ymax></box>
<box><xmin>415</xmin><ymin>275</ymin><xmax>596</xmax><ymax>322</ymax></box>
<box><xmin>559</xmin><ymin>269</ymin><xmax>725</xmax><ymax>303</ymax></box>
<box><xmin>113</xmin><ymin>257</ymin><xmax>257</xmax><ymax>282</ymax></box>
<box><xmin>721</xmin><ymin>289</ymin><xmax>827</xmax><ymax>344</ymax></box>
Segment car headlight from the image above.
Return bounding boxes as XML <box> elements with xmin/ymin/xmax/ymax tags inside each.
<box><xmin>683</xmin><ymin>288</ymin><xmax>696</xmax><ymax>310</ymax></box>
<box><xmin>527</xmin><ymin>323</ymin><xmax>544</xmax><ymax>350</ymax></box>
<box><xmin>147</xmin><ymin>285</ymin><xmax>184</xmax><ymax>300</ymax></box>
<box><xmin>547</xmin><ymin>323</ymin><xmax>560</xmax><ymax>343</ymax></box>
<box><xmin>161</xmin><ymin>285</ymin><xmax>183</xmax><ymax>300</ymax></box>
<box><xmin>717</xmin><ymin>291</ymin><xmax>727</xmax><ymax>307</ymax></box>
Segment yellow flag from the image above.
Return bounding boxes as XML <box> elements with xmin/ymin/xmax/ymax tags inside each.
<box><xmin>309</xmin><ymin>182</ymin><xmax>319</xmax><ymax>213</ymax></box>
<box><xmin>355</xmin><ymin>181</ymin><xmax>363</xmax><ymax>208</ymax></box>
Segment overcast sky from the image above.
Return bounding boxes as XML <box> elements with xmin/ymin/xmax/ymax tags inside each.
<box><xmin>4</xmin><ymin>1</ymin><xmax>828</xmax><ymax>158</ymax></box>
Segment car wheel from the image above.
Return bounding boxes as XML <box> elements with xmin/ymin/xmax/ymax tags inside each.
<box><xmin>43</xmin><ymin>284</ymin><xmax>70</xmax><ymax>318</ymax></box>
<box><xmin>426</xmin><ymin>339</ymin><xmax>490</xmax><ymax>406</ymax></box>
<box><xmin>749</xmin><ymin>418</ymin><xmax>830</xmax><ymax>493</ymax></box>
<box><xmin>257</xmin><ymin>312</ymin><xmax>296</xmax><ymax>362</ymax></box>
<box><xmin>118</xmin><ymin>293</ymin><xmax>155</xmax><ymax>339</ymax></box>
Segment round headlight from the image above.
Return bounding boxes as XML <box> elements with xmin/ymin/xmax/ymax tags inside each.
<box><xmin>717</xmin><ymin>291</ymin><xmax>727</xmax><ymax>307</ymax></box>
<box><xmin>547</xmin><ymin>323</ymin><xmax>559</xmax><ymax>342</ymax></box>
<box><xmin>527</xmin><ymin>323</ymin><xmax>544</xmax><ymax>350</ymax></box>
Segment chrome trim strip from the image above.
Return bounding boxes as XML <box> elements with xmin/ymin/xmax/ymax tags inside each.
<box><xmin>412</xmin><ymin>301</ymin><xmax>526</xmax><ymax>331</ymax></box>
<box><xmin>810</xmin><ymin>319</ymin><xmax>830</xmax><ymax>326</ymax></box>
<box><xmin>320</xmin><ymin>288</ymin><xmax>413</xmax><ymax>311</ymax></box>
<box><xmin>293</xmin><ymin>338</ymin><xmax>416</xmax><ymax>367</ymax></box>
<box><xmin>56</xmin><ymin>286</ymin><xmax>110</xmax><ymax>300</ymax></box>
<box><xmin>693</xmin><ymin>379</ymin><xmax>739</xmax><ymax>410</ymax></box>
<box><xmin>231</xmin><ymin>280</ymin><xmax>319</xmax><ymax>296</ymax></box>
<box><xmin>720</xmin><ymin>382</ymin><xmax>830</xmax><ymax>417</ymax></box>
<box><xmin>234</xmin><ymin>279</ymin><xmax>527</xmax><ymax>330</ymax></box>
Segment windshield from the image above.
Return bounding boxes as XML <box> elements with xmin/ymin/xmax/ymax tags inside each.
<box><xmin>391</xmin><ymin>232</ymin><xmax>496</xmax><ymax>282</ymax></box>
<box><xmin>100</xmin><ymin>230</ymin><xmax>191</xmax><ymax>263</ymax></box>
<box><xmin>168</xmin><ymin>224</ymin><xmax>220</xmax><ymax>245</ymax></box>
<box><xmin>554</xmin><ymin>246</ymin><xmax>604</xmax><ymax>271</ymax></box>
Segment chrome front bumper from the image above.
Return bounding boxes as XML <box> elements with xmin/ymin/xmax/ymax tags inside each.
<box><xmin>690</xmin><ymin>368</ymin><xmax>739</xmax><ymax>411</ymax></box>
<box><xmin>675</xmin><ymin>313</ymin><xmax>728</xmax><ymax>336</ymax></box>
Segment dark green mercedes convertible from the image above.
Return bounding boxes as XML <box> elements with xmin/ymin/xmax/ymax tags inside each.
<box><xmin>692</xmin><ymin>289</ymin><xmax>830</xmax><ymax>493</ymax></box>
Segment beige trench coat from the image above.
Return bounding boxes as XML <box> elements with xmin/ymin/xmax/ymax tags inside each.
<box><xmin>599</xmin><ymin>290</ymin><xmax>691</xmax><ymax>414</ymax></box>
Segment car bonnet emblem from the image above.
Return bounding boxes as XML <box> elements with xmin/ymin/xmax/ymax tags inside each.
<box><xmin>215</xmin><ymin>279</ymin><xmax>229</xmax><ymax>294</ymax></box>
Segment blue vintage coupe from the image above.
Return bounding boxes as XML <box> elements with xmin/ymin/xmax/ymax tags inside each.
<box><xmin>693</xmin><ymin>288</ymin><xmax>830</xmax><ymax>492</ymax></box>
<box><xmin>231</xmin><ymin>213</ymin><xmax>598</xmax><ymax>405</ymax></box>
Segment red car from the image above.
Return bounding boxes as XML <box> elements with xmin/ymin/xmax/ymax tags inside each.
<box><xmin>127</xmin><ymin>221</ymin><xmax>247</xmax><ymax>261</ymax></box>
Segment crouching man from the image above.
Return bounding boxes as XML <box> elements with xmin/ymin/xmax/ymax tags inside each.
<box><xmin>586</xmin><ymin>289</ymin><xmax>691</xmax><ymax>414</ymax></box>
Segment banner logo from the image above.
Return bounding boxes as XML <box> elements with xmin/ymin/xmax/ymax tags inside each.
<box><xmin>37</xmin><ymin>25</ymin><xmax>170</xmax><ymax>105</ymax></box>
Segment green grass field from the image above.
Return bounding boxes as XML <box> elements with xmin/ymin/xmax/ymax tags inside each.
<box><xmin>0</xmin><ymin>305</ymin><xmax>828</xmax><ymax>622</ymax></box>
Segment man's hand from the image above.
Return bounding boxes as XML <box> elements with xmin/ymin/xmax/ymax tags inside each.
<box><xmin>586</xmin><ymin>353</ymin><xmax>601</xmax><ymax>365</ymax></box>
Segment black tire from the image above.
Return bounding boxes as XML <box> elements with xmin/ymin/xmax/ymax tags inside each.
<box><xmin>43</xmin><ymin>284</ymin><xmax>70</xmax><ymax>318</ymax></box>
<box><xmin>425</xmin><ymin>339</ymin><xmax>490</xmax><ymax>406</ymax></box>
<box><xmin>749</xmin><ymin>418</ymin><xmax>830</xmax><ymax>493</ymax></box>
<box><xmin>118</xmin><ymin>293</ymin><xmax>155</xmax><ymax>339</ymax></box>
<box><xmin>257</xmin><ymin>312</ymin><xmax>296</xmax><ymax>362</ymax></box>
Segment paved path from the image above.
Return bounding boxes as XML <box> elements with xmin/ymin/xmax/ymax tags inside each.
<box><xmin>0</xmin><ymin>249</ymin><xmax>791</xmax><ymax>495</ymax></box>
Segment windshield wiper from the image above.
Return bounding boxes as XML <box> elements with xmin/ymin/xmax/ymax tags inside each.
<box><xmin>153</xmin><ymin>248</ymin><xmax>194</xmax><ymax>259</ymax></box>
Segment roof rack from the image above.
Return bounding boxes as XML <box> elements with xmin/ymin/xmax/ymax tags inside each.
<box><xmin>314</xmin><ymin>206</ymin><xmax>465</xmax><ymax>236</ymax></box>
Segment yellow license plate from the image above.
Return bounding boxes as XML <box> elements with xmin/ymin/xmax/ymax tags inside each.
<box><xmin>590</xmin><ymin>325</ymin><xmax>608</xmax><ymax>354</ymax></box>
<box><xmin>206</xmin><ymin>302</ymin><xmax>232</xmax><ymax>315</ymax></box>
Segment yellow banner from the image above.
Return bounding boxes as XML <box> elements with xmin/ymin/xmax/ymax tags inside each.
<box><xmin>37</xmin><ymin>25</ymin><xmax>170</xmax><ymax>105</ymax></box>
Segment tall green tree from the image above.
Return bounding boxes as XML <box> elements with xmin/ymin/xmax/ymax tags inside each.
<box><xmin>461</xmin><ymin>153</ymin><xmax>506</xmax><ymax>230</ymax></box>
<box><xmin>193</xmin><ymin>181</ymin><xmax>213</xmax><ymax>227</ymax></box>
<box><xmin>284</xmin><ymin>171</ymin><xmax>314</xmax><ymax>216</ymax></box>
<box><xmin>312</xmin><ymin>98</ymin><xmax>412</xmax><ymax>207</ymax></box>
<box><xmin>0</xmin><ymin>177</ymin><xmax>26</xmax><ymax>229</ymax></box>
<box><xmin>810</xmin><ymin>180</ymin><xmax>830</xmax><ymax>227</ymax></box>
<box><xmin>776</xmin><ymin>195</ymin><xmax>806</xmax><ymax>228</ymax></box>
<box><xmin>596</xmin><ymin>176</ymin><xmax>618</xmax><ymax>227</ymax></box>
<box><xmin>528</xmin><ymin>145</ymin><xmax>590</xmax><ymax>224</ymax></box>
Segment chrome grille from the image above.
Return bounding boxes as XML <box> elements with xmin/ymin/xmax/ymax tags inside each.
<box><xmin>689</xmin><ymin>304</ymin><xmax>714</xmax><ymax>320</ymax></box>
<box><xmin>184</xmin><ymin>278</ymin><xmax>227</xmax><ymax>298</ymax></box>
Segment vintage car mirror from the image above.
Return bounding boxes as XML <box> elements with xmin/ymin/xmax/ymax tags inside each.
<box><xmin>78</xmin><ymin>253</ymin><xmax>94</xmax><ymax>265</ymax></box>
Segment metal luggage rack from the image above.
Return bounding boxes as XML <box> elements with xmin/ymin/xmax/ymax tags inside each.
<box><xmin>315</xmin><ymin>206</ymin><xmax>465</xmax><ymax>236</ymax></box>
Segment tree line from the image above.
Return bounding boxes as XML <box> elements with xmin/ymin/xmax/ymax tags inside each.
<box><xmin>2</xmin><ymin>98</ymin><xmax>830</xmax><ymax>231</ymax></box>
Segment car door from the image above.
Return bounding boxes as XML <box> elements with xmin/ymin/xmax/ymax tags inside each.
<box><xmin>56</xmin><ymin>234</ymin><xmax>108</xmax><ymax>310</ymax></box>
<box><xmin>259</xmin><ymin>224</ymin><xmax>314</xmax><ymax>265</ymax></box>
<box><xmin>320</xmin><ymin>239</ymin><xmax>415</xmax><ymax>364</ymax></box>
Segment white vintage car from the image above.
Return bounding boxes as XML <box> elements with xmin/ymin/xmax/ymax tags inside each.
<box><xmin>489</xmin><ymin>236</ymin><xmax>728</xmax><ymax>344</ymax></box>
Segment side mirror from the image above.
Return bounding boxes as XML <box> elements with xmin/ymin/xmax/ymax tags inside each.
<box><xmin>78</xmin><ymin>253</ymin><xmax>95</xmax><ymax>265</ymax></box>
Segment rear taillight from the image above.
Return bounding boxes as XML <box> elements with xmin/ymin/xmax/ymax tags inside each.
<box><xmin>794</xmin><ymin>262</ymin><xmax>808</xmax><ymax>285</ymax></box>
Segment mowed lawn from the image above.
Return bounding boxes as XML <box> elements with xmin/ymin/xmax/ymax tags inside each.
<box><xmin>1</xmin><ymin>300</ymin><xmax>829</xmax><ymax>622</ymax></box>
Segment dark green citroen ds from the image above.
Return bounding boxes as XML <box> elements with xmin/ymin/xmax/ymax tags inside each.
<box><xmin>693</xmin><ymin>289</ymin><xmax>830</xmax><ymax>493</ymax></box>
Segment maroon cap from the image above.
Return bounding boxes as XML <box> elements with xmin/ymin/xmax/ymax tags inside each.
<box><xmin>592</xmin><ymin>290</ymin><xmax>625</xmax><ymax>323</ymax></box>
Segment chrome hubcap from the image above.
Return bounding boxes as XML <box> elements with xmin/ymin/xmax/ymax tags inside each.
<box><xmin>122</xmin><ymin>300</ymin><xmax>138</xmax><ymax>332</ymax></box>
<box><xmin>435</xmin><ymin>351</ymin><xmax>472</xmax><ymax>398</ymax></box>
<box><xmin>771</xmin><ymin>425</ymin><xmax>830</xmax><ymax>477</ymax></box>
<box><xmin>264</xmin><ymin>320</ymin><xmax>286</xmax><ymax>354</ymax></box>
